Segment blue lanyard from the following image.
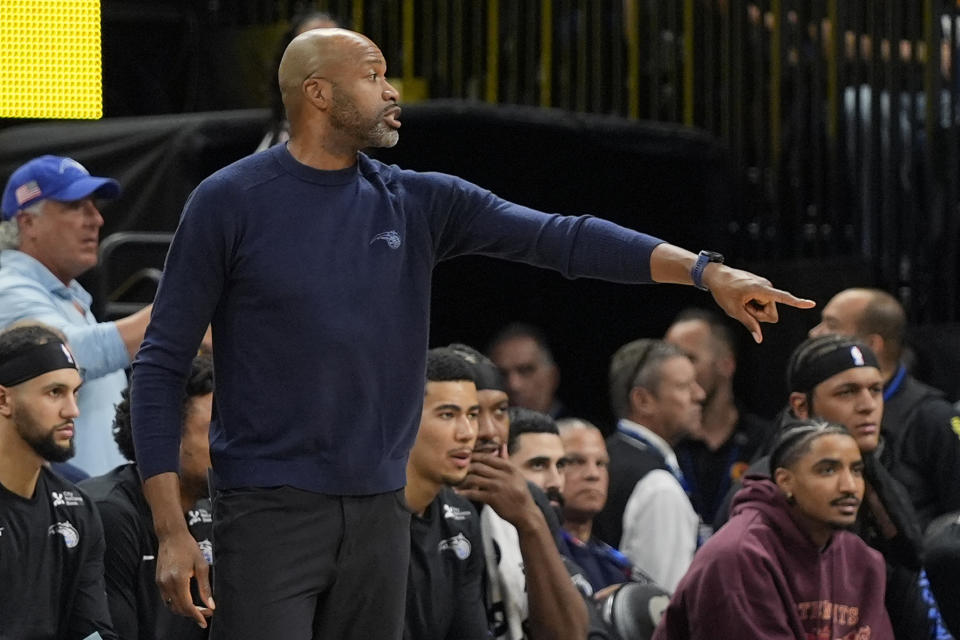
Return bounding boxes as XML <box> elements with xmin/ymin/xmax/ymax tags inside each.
<box><xmin>616</xmin><ymin>425</ymin><xmax>691</xmax><ymax>494</ymax></box>
<box><xmin>561</xmin><ymin>529</ymin><xmax>632</xmax><ymax>569</ymax></box>
<box><xmin>883</xmin><ymin>364</ymin><xmax>907</xmax><ymax>402</ymax></box>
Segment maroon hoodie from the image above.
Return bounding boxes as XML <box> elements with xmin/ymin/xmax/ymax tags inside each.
<box><xmin>653</xmin><ymin>476</ymin><xmax>893</xmax><ymax>640</ymax></box>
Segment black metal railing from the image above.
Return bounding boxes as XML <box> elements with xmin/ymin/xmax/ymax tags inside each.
<box><xmin>134</xmin><ymin>0</ymin><xmax>960</xmax><ymax>321</ymax></box>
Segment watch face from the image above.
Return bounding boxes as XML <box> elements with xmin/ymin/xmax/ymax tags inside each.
<box><xmin>702</xmin><ymin>251</ymin><xmax>724</xmax><ymax>263</ymax></box>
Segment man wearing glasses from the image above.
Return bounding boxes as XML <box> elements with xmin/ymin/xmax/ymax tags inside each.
<box><xmin>594</xmin><ymin>339</ymin><xmax>705</xmax><ymax>592</ymax></box>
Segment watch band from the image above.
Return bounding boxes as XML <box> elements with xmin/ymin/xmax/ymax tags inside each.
<box><xmin>692</xmin><ymin>250</ymin><xmax>724</xmax><ymax>291</ymax></box>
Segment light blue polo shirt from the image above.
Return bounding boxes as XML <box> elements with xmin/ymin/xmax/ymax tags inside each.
<box><xmin>0</xmin><ymin>249</ymin><xmax>129</xmax><ymax>475</ymax></box>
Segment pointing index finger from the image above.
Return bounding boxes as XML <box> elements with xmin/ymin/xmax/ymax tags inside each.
<box><xmin>763</xmin><ymin>287</ymin><xmax>816</xmax><ymax>309</ymax></box>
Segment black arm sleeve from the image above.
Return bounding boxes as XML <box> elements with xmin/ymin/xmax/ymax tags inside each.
<box><xmin>68</xmin><ymin>506</ymin><xmax>120</xmax><ymax>640</ymax></box>
<box><xmin>96</xmin><ymin>500</ymin><xmax>145</xmax><ymax>640</ymax></box>
<box><xmin>447</xmin><ymin>515</ymin><xmax>490</xmax><ymax>640</ymax></box>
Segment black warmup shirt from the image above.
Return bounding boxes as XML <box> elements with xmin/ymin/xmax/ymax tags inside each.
<box><xmin>0</xmin><ymin>466</ymin><xmax>118</xmax><ymax>640</ymax></box>
<box><xmin>80</xmin><ymin>464</ymin><xmax>213</xmax><ymax>640</ymax></box>
<box><xmin>405</xmin><ymin>487</ymin><xmax>488</xmax><ymax>640</ymax></box>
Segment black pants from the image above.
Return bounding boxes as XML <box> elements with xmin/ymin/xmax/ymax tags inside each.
<box><xmin>210</xmin><ymin>486</ymin><xmax>411</xmax><ymax>640</ymax></box>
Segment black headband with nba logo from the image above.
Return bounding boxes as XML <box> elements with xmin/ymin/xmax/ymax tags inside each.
<box><xmin>0</xmin><ymin>341</ymin><xmax>79</xmax><ymax>387</ymax></box>
<box><xmin>787</xmin><ymin>336</ymin><xmax>880</xmax><ymax>394</ymax></box>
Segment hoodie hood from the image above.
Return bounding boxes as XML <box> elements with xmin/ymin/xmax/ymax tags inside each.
<box><xmin>731</xmin><ymin>475</ymin><xmax>825</xmax><ymax>552</ymax></box>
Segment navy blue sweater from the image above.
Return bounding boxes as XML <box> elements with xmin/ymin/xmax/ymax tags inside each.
<box><xmin>131</xmin><ymin>145</ymin><xmax>662</xmax><ymax>494</ymax></box>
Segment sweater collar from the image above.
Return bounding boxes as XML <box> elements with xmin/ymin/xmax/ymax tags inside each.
<box><xmin>272</xmin><ymin>144</ymin><xmax>362</xmax><ymax>186</ymax></box>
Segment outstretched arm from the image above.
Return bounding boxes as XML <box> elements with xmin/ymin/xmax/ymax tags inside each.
<box><xmin>649</xmin><ymin>243</ymin><xmax>815</xmax><ymax>343</ymax></box>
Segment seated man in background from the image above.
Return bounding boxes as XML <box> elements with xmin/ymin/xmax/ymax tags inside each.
<box><xmin>595</xmin><ymin>339</ymin><xmax>704</xmax><ymax>592</ymax></box>
<box><xmin>449</xmin><ymin>343</ymin><xmax>589</xmax><ymax>640</ymax></box>
<box><xmin>717</xmin><ymin>335</ymin><xmax>946</xmax><ymax>639</ymax></box>
<box><xmin>403</xmin><ymin>348</ymin><xmax>487</xmax><ymax>640</ymax></box>
<box><xmin>511</xmin><ymin>409</ymin><xmax>672</xmax><ymax>640</ymax></box>
<box><xmin>0</xmin><ymin>155</ymin><xmax>153</xmax><ymax>475</ymax></box>
<box><xmin>664</xmin><ymin>308</ymin><xmax>769</xmax><ymax>535</ymax></box>
<box><xmin>654</xmin><ymin>421</ymin><xmax>893</xmax><ymax>639</ymax></box>
<box><xmin>556</xmin><ymin>418</ymin><xmax>637</xmax><ymax>591</ymax></box>
<box><xmin>811</xmin><ymin>289</ymin><xmax>960</xmax><ymax>637</ymax></box>
<box><xmin>507</xmin><ymin>406</ymin><xmax>568</xmax><ymax>511</ymax></box>
<box><xmin>783</xmin><ymin>336</ymin><xmax>948</xmax><ymax>640</ymax></box>
<box><xmin>81</xmin><ymin>353</ymin><xmax>215</xmax><ymax>640</ymax></box>
<box><xmin>809</xmin><ymin>287</ymin><xmax>960</xmax><ymax>526</ymax></box>
<box><xmin>488</xmin><ymin>323</ymin><xmax>567</xmax><ymax>419</ymax></box>
<box><xmin>0</xmin><ymin>323</ymin><xmax>118</xmax><ymax>639</ymax></box>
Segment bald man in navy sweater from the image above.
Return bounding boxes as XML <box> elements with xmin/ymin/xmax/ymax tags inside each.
<box><xmin>130</xmin><ymin>27</ymin><xmax>814</xmax><ymax>640</ymax></box>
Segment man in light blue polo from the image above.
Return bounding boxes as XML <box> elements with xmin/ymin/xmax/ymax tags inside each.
<box><xmin>0</xmin><ymin>155</ymin><xmax>153</xmax><ymax>475</ymax></box>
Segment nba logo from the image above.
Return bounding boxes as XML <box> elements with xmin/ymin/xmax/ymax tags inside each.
<box><xmin>60</xmin><ymin>344</ymin><xmax>76</xmax><ymax>366</ymax></box>
<box><xmin>850</xmin><ymin>346</ymin><xmax>865</xmax><ymax>366</ymax></box>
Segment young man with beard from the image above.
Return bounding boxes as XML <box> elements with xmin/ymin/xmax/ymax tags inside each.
<box><xmin>403</xmin><ymin>348</ymin><xmax>487</xmax><ymax>640</ymax></box>
<box><xmin>80</xmin><ymin>353</ymin><xmax>215</xmax><ymax>640</ymax></box>
<box><xmin>130</xmin><ymin>27</ymin><xmax>812</xmax><ymax>638</ymax></box>
<box><xmin>512</xmin><ymin>412</ymin><xmax>673</xmax><ymax>640</ymax></box>
<box><xmin>654</xmin><ymin>421</ymin><xmax>894</xmax><ymax>640</ymax></box>
<box><xmin>507</xmin><ymin>407</ymin><xmax>568</xmax><ymax>510</ymax></box>
<box><xmin>0</xmin><ymin>324</ymin><xmax>118</xmax><ymax>639</ymax></box>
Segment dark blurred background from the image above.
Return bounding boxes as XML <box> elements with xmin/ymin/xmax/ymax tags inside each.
<box><xmin>3</xmin><ymin>0</ymin><xmax>960</xmax><ymax>428</ymax></box>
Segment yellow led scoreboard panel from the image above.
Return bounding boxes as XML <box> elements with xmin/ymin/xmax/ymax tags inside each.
<box><xmin>0</xmin><ymin>0</ymin><xmax>103</xmax><ymax>119</ymax></box>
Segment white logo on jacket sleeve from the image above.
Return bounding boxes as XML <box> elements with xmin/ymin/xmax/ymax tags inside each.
<box><xmin>369</xmin><ymin>230</ymin><xmax>402</xmax><ymax>249</ymax></box>
<box><xmin>438</xmin><ymin>532</ymin><xmax>472</xmax><ymax>560</ymax></box>
<box><xmin>48</xmin><ymin>522</ymin><xmax>80</xmax><ymax>548</ymax></box>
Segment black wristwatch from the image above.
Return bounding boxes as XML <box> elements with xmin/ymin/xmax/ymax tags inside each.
<box><xmin>691</xmin><ymin>250</ymin><xmax>724</xmax><ymax>291</ymax></box>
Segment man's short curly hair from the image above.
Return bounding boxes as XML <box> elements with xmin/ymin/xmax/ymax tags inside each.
<box><xmin>113</xmin><ymin>353</ymin><xmax>214</xmax><ymax>462</ymax></box>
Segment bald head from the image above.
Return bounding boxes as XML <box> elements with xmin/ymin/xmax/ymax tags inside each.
<box><xmin>279</xmin><ymin>28</ymin><xmax>372</xmax><ymax>118</ymax></box>
<box><xmin>809</xmin><ymin>287</ymin><xmax>905</xmax><ymax>366</ymax></box>
<box><xmin>276</xmin><ymin>28</ymin><xmax>401</xmax><ymax>159</ymax></box>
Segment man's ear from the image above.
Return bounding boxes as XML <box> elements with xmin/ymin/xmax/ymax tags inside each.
<box><xmin>15</xmin><ymin>210</ymin><xmax>38</xmax><ymax>240</ymax></box>
<box><xmin>629</xmin><ymin>385</ymin><xmax>655</xmax><ymax>419</ymax></box>
<box><xmin>0</xmin><ymin>385</ymin><xmax>13</xmax><ymax>419</ymax></box>
<box><xmin>788</xmin><ymin>391</ymin><xmax>810</xmax><ymax>419</ymax></box>
<box><xmin>302</xmin><ymin>76</ymin><xmax>332</xmax><ymax>110</ymax></box>
<box><xmin>773</xmin><ymin>467</ymin><xmax>794</xmax><ymax>496</ymax></box>
<box><xmin>863</xmin><ymin>333</ymin><xmax>884</xmax><ymax>361</ymax></box>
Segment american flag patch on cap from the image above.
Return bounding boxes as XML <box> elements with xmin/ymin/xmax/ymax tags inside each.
<box><xmin>15</xmin><ymin>180</ymin><xmax>42</xmax><ymax>205</ymax></box>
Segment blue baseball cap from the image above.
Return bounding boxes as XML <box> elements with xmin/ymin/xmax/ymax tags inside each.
<box><xmin>2</xmin><ymin>155</ymin><xmax>120</xmax><ymax>220</ymax></box>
